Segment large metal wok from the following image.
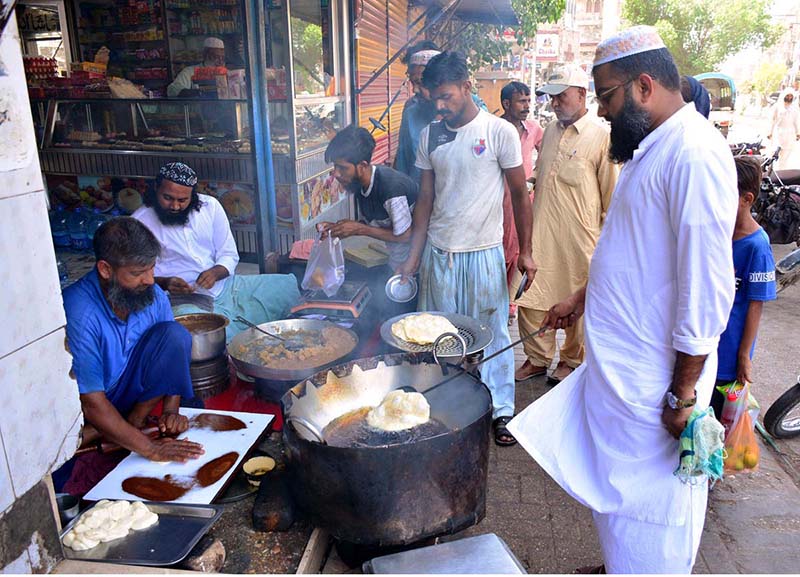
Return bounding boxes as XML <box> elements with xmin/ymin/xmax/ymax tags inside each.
<box><xmin>282</xmin><ymin>353</ymin><xmax>492</xmax><ymax>547</ymax></box>
<box><xmin>227</xmin><ymin>319</ymin><xmax>358</xmax><ymax>382</ymax></box>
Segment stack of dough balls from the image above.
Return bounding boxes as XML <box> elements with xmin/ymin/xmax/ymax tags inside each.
<box><xmin>367</xmin><ymin>390</ymin><xmax>431</xmax><ymax>432</ymax></box>
<box><xmin>391</xmin><ymin>313</ymin><xmax>458</xmax><ymax>345</ymax></box>
<box><xmin>62</xmin><ymin>500</ymin><xmax>158</xmax><ymax>551</ymax></box>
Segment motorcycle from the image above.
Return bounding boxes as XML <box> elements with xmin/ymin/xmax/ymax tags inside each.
<box><xmin>753</xmin><ymin>147</ymin><xmax>800</xmax><ymax>246</ymax></box>
<box><xmin>764</xmin><ymin>375</ymin><xmax>800</xmax><ymax>439</ymax></box>
<box><xmin>730</xmin><ymin>138</ymin><xmax>764</xmax><ymax>157</ymax></box>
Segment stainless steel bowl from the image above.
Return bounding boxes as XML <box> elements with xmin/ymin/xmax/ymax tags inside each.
<box><xmin>175</xmin><ymin>313</ymin><xmax>230</xmax><ymax>362</ymax></box>
<box><xmin>385</xmin><ymin>274</ymin><xmax>418</xmax><ymax>303</ymax></box>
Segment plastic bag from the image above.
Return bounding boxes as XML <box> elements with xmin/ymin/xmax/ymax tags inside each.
<box><xmin>301</xmin><ymin>235</ymin><xmax>345</xmax><ymax>297</ymax></box>
<box><xmin>717</xmin><ymin>381</ymin><xmax>749</xmax><ymax>439</ymax></box>
<box><xmin>723</xmin><ymin>399</ymin><xmax>760</xmax><ymax>474</ymax></box>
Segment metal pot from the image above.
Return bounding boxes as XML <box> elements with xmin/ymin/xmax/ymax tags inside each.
<box><xmin>175</xmin><ymin>313</ymin><xmax>229</xmax><ymax>362</ymax></box>
<box><xmin>282</xmin><ymin>353</ymin><xmax>491</xmax><ymax>547</ymax></box>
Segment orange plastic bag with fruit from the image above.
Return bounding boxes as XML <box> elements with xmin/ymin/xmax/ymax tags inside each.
<box><xmin>723</xmin><ymin>409</ymin><xmax>760</xmax><ymax>473</ymax></box>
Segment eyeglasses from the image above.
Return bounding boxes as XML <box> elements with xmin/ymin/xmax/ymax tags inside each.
<box><xmin>596</xmin><ymin>80</ymin><xmax>633</xmax><ymax>106</ymax></box>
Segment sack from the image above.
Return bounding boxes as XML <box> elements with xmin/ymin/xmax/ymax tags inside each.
<box><xmin>301</xmin><ymin>235</ymin><xmax>345</xmax><ymax>297</ymax></box>
<box><xmin>762</xmin><ymin>187</ymin><xmax>800</xmax><ymax>244</ymax></box>
<box><xmin>723</xmin><ymin>394</ymin><xmax>760</xmax><ymax>474</ymax></box>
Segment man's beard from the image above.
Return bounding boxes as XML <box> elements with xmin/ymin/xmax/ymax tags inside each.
<box><xmin>609</xmin><ymin>90</ymin><xmax>653</xmax><ymax>163</ymax></box>
<box><xmin>107</xmin><ymin>276</ymin><xmax>155</xmax><ymax>312</ymax></box>
<box><xmin>154</xmin><ymin>200</ymin><xmax>192</xmax><ymax>226</ymax></box>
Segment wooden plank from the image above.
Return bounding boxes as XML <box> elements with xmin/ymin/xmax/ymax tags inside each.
<box><xmin>296</xmin><ymin>528</ymin><xmax>331</xmax><ymax>574</ymax></box>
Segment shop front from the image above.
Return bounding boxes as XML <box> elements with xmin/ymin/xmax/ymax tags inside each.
<box><xmin>20</xmin><ymin>0</ymin><xmax>353</xmax><ymax>264</ymax></box>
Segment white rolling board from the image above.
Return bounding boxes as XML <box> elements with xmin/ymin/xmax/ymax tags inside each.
<box><xmin>84</xmin><ymin>408</ymin><xmax>273</xmax><ymax>504</ymax></box>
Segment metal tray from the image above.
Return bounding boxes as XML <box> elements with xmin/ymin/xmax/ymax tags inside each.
<box><xmin>380</xmin><ymin>311</ymin><xmax>494</xmax><ymax>357</ymax></box>
<box><xmin>60</xmin><ymin>502</ymin><xmax>223</xmax><ymax>566</ymax></box>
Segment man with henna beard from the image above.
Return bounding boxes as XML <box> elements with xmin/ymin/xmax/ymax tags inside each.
<box><xmin>58</xmin><ymin>217</ymin><xmax>205</xmax><ymax>495</ymax></box>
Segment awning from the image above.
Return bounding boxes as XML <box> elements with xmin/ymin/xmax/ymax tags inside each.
<box><xmin>413</xmin><ymin>0</ymin><xmax>519</xmax><ymax>27</ymax></box>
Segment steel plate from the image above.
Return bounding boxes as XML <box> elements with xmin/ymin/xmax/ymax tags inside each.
<box><xmin>380</xmin><ymin>312</ymin><xmax>493</xmax><ymax>357</ymax></box>
<box><xmin>60</xmin><ymin>502</ymin><xmax>223</xmax><ymax>566</ymax></box>
<box><xmin>228</xmin><ymin>319</ymin><xmax>358</xmax><ymax>381</ymax></box>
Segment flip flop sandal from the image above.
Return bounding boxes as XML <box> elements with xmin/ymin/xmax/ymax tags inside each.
<box><xmin>493</xmin><ymin>416</ymin><xmax>517</xmax><ymax>446</ymax></box>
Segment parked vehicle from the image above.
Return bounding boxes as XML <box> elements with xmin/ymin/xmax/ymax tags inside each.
<box><xmin>764</xmin><ymin>376</ymin><xmax>800</xmax><ymax>439</ymax></box>
<box><xmin>753</xmin><ymin>147</ymin><xmax>800</xmax><ymax>245</ymax></box>
<box><xmin>696</xmin><ymin>72</ymin><xmax>736</xmax><ymax>138</ymax></box>
<box><xmin>729</xmin><ymin>138</ymin><xmax>764</xmax><ymax>157</ymax></box>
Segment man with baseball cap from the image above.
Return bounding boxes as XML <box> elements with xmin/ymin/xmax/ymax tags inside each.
<box><xmin>513</xmin><ymin>64</ymin><xmax>618</xmax><ymax>385</ymax></box>
<box><xmin>168</xmin><ymin>37</ymin><xmax>226</xmax><ymax>97</ymax></box>
<box><xmin>509</xmin><ymin>26</ymin><xmax>737</xmax><ymax>573</ymax></box>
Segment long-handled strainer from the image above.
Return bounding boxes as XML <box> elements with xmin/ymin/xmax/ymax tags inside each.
<box><xmin>398</xmin><ymin>325</ymin><xmax>551</xmax><ymax>398</ymax></box>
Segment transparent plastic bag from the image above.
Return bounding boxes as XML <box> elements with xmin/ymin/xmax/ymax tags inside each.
<box><xmin>723</xmin><ymin>392</ymin><xmax>760</xmax><ymax>474</ymax></box>
<box><xmin>301</xmin><ymin>235</ymin><xmax>345</xmax><ymax>297</ymax></box>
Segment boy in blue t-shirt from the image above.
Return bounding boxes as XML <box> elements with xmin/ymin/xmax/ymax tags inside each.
<box><xmin>711</xmin><ymin>156</ymin><xmax>777</xmax><ymax>418</ymax></box>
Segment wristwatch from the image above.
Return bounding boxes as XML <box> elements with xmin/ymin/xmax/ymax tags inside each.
<box><xmin>666</xmin><ymin>390</ymin><xmax>697</xmax><ymax>410</ymax></box>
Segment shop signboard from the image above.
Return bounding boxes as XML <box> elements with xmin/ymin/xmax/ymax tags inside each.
<box><xmin>536</xmin><ymin>32</ymin><xmax>559</xmax><ymax>62</ymax></box>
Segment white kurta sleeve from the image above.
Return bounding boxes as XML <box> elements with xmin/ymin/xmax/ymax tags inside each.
<box><xmin>167</xmin><ymin>66</ymin><xmax>195</xmax><ymax>97</ymax></box>
<box><xmin>208</xmin><ymin>197</ymin><xmax>240</xmax><ymax>275</ymax></box>
<box><xmin>668</xmin><ymin>148</ymin><xmax>737</xmax><ymax>356</ymax></box>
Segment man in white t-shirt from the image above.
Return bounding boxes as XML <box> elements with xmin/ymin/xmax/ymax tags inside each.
<box><xmin>397</xmin><ymin>51</ymin><xmax>536</xmax><ymax>446</ymax></box>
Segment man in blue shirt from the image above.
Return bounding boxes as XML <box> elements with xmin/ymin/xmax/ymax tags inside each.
<box><xmin>62</xmin><ymin>217</ymin><xmax>205</xmax><ymax>463</ymax></box>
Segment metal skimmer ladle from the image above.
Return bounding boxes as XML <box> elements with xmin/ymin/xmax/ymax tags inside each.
<box><xmin>397</xmin><ymin>326</ymin><xmax>550</xmax><ymax>398</ymax></box>
<box><xmin>234</xmin><ymin>316</ymin><xmax>308</xmax><ymax>352</ymax></box>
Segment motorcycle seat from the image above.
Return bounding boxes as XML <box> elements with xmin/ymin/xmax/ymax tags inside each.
<box><xmin>771</xmin><ymin>170</ymin><xmax>800</xmax><ymax>186</ymax></box>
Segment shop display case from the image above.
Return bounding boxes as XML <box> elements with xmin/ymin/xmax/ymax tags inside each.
<box><xmin>266</xmin><ymin>0</ymin><xmax>352</xmax><ymax>246</ymax></box>
<box><xmin>41</xmin><ymin>98</ymin><xmax>251</xmax><ymax>153</ymax></box>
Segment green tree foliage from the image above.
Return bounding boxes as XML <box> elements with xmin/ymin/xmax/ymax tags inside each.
<box><xmin>427</xmin><ymin>0</ymin><xmax>565</xmax><ymax>73</ymax></box>
<box><xmin>622</xmin><ymin>0</ymin><xmax>781</xmax><ymax>75</ymax></box>
<box><xmin>751</xmin><ymin>61</ymin><xmax>787</xmax><ymax>104</ymax></box>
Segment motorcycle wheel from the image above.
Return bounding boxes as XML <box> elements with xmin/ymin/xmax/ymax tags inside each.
<box><xmin>763</xmin><ymin>383</ymin><xmax>800</xmax><ymax>439</ymax></box>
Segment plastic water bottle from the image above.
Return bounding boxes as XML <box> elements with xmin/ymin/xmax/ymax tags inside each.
<box><xmin>56</xmin><ymin>256</ymin><xmax>69</xmax><ymax>288</ymax></box>
<box><xmin>68</xmin><ymin>208</ymin><xmax>90</xmax><ymax>252</ymax></box>
<box><xmin>50</xmin><ymin>206</ymin><xmax>71</xmax><ymax>249</ymax></box>
<box><xmin>87</xmin><ymin>209</ymin><xmax>109</xmax><ymax>243</ymax></box>
<box><xmin>720</xmin><ymin>388</ymin><xmax>742</xmax><ymax>436</ymax></box>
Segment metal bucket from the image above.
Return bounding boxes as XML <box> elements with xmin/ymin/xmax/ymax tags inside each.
<box><xmin>282</xmin><ymin>353</ymin><xmax>491</xmax><ymax>546</ymax></box>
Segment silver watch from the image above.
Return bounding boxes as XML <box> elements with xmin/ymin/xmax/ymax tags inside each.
<box><xmin>666</xmin><ymin>391</ymin><xmax>697</xmax><ymax>410</ymax></box>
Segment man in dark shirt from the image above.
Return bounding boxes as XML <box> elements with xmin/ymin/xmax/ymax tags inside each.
<box><xmin>320</xmin><ymin>125</ymin><xmax>418</xmax><ymax>272</ymax></box>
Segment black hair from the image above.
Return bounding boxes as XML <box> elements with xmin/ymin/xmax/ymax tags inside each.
<box><xmin>422</xmin><ymin>51</ymin><xmax>469</xmax><ymax>91</ymax></box>
<box><xmin>605</xmin><ymin>47</ymin><xmax>680</xmax><ymax>92</ymax></box>
<box><xmin>680</xmin><ymin>76</ymin><xmax>692</xmax><ymax>103</ymax></box>
<box><xmin>402</xmin><ymin>40</ymin><xmax>440</xmax><ymax>65</ymax></box>
<box><xmin>324</xmin><ymin>124</ymin><xmax>376</xmax><ymax>165</ymax></box>
<box><xmin>501</xmin><ymin>81</ymin><xmax>531</xmax><ymax>104</ymax></box>
<box><xmin>94</xmin><ymin>216</ymin><xmax>161</xmax><ymax>267</ymax></box>
<box><xmin>734</xmin><ymin>156</ymin><xmax>761</xmax><ymax>199</ymax></box>
<box><xmin>144</xmin><ymin>178</ymin><xmax>203</xmax><ymax>213</ymax></box>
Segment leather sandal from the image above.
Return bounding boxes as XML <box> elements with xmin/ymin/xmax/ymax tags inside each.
<box><xmin>493</xmin><ymin>416</ymin><xmax>517</xmax><ymax>446</ymax></box>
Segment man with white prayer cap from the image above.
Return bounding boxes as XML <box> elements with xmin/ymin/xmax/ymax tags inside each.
<box><xmin>167</xmin><ymin>37</ymin><xmax>226</xmax><ymax>97</ymax></box>
<box><xmin>394</xmin><ymin>43</ymin><xmax>487</xmax><ymax>183</ymax></box>
<box><xmin>508</xmin><ymin>25</ymin><xmax>737</xmax><ymax>573</ymax></box>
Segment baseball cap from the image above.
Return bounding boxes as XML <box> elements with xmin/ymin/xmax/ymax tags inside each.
<box><xmin>535</xmin><ymin>65</ymin><xmax>590</xmax><ymax>96</ymax></box>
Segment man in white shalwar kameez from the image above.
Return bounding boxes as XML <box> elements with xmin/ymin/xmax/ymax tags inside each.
<box><xmin>508</xmin><ymin>27</ymin><xmax>737</xmax><ymax>574</ymax></box>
